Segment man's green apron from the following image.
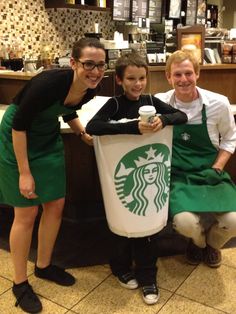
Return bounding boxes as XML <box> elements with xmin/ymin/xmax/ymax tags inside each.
<box><xmin>170</xmin><ymin>104</ymin><xmax>236</xmax><ymax>216</ymax></box>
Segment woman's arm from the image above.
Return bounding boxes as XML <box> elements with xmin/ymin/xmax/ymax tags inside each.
<box><xmin>67</xmin><ymin>118</ymin><xmax>93</xmax><ymax>146</ymax></box>
<box><xmin>12</xmin><ymin>130</ymin><xmax>37</xmax><ymax>199</ymax></box>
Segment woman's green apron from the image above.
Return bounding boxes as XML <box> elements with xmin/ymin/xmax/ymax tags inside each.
<box><xmin>0</xmin><ymin>102</ymin><xmax>75</xmax><ymax>207</ymax></box>
<box><xmin>170</xmin><ymin>104</ymin><xmax>236</xmax><ymax>216</ymax></box>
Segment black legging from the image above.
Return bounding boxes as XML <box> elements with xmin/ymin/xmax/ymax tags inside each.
<box><xmin>109</xmin><ymin>233</ymin><xmax>158</xmax><ymax>286</ymax></box>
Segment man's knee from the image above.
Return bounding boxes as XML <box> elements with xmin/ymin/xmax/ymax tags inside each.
<box><xmin>173</xmin><ymin>212</ymin><xmax>201</xmax><ymax>236</ymax></box>
<box><xmin>217</xmin><ymin>212</ymin><xmax>236</xmax><ymax>233</ymax></box>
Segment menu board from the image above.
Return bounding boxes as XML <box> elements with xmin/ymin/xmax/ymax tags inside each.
<box><xmin>112</xmin><ymin>0</ymin><xmax>131</xmax><ymax>21</ymax></box>
<box><xmin>196</xmin><ymin>0</ymin><xmax>206</xmax><ymax>24</ymax></box>
<box><xmin>186</xmin><ymin>0</ymin><xmax>197</xmax><ymax>25</ymax></box>
<box><xmin>149</xmin><ymin>0</ymin><xmax>162</xmax><ymax>23</ymax></box>
<box><xmin>169</xmin><ymin>0</ymin><xmax>181</xmax><ymax>18</ymax></box>
<box><xmin>131</xmin><ymin>0</ymin><xmax>148</xmax><ymax>22</ymax></box>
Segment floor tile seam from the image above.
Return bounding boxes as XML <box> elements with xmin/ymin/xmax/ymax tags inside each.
<box><xmin>0</xmin><ymin>272</ymin><xmax>112</xmax><ymax>311</ymax></box>
<box><xmin>36</xmin><ymin>293</ymin><xmax>72</xmax><ymax>311</ymax></box>
<box><xmin>0</xmin><ymin>286</ymin><xmax>71</xmax><ymax>311</ymax></box>
<box><xmin>172</xmin><ymin>265</ymin><xmax>200</xmax><ymax>293</ymax></box>
<box><xmin>27</xmin><ymin>270</ymin><xmax>35</xmax><ymax>279</ymax></box>
<box><xmin>65</xmin><ymin>310</ymin><xmax>76</xmax><ymax>314</ymax></box>
<box><xmin>157</xmin><ymin>286</ymin><xmax>175</xmax><ymax>294</ymax></box>
<box><xmin>0</xmin><ymin>274</ymin><xmax>12</xmax><ymax>283</ymax></box>
<box><xmin>158</xmin><ymin>266</ymin><xmax>198</xmax><ymax>293</ymax></box>
<box><xmin>174</xmin><ymin>292</ymin><xmax>229</xmax><ymax>313</ymax></box>
<box><xmin>155</xmin><ymin>290</ymin><xmax>175</xmax><ymax>314</ymax></box>
<box><xmin>0</xmin><ymin>273</ymin><xmax>39</xmax><ymax>288</ymax></box>
<box><xmin>66</xmin><ymin>273</ymin><xmax>113</xmax><ymax>311</ymax></box>
<box><xmin>221</xmin><ymin>262</ymin><xmax>236</xmax><ymax>270</ymax></box>
<box><xmin>0</xmin><ymin>286</ymin><xmax>12</xmax><ymax>297</ymax></box>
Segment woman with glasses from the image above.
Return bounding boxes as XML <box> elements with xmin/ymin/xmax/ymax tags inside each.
<box><xmin>0</xmin><ymin>37</ymin><xmax>106</xmax><ymax>313</ymax></box>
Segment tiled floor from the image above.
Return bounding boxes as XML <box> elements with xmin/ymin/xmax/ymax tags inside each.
<box><xmin>0</xmin><ymin>248</ymin><xmax>236</xmax><ymax>314</ymax></box>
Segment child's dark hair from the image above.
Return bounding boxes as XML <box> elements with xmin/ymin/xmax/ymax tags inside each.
<box><xmin>115</xmin><ymin>52</ymin><xmax>148</xmax><ymax>80</ymax></box>
<box><xmin>72</xmin><ymin>37</ymin><xmax>105</xmax><ymax>60</ymax></box>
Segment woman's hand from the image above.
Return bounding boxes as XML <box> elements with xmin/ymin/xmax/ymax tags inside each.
<box><xmin>12</xmin><ymin>129</ymin><xmax>38</xmax><ymax>199</ymax></box>
<box><xmin>19</xmin><ymin>172</ymin><xmax>38</xmax><ymax>199</ymax></box>
<box><xmin>138</xmin><ymin>116</ymin><xmax>163</xmax><ymax>134</ymax></box>
<box><xmin>81</xmin><ymin>133</ymin><xmax>93</xmax><ymax>146</ymax></box>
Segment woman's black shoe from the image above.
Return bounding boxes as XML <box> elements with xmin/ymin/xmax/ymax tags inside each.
<box><xmin>12</xmin><ymin>281</ymin><xmax>42</xmax><ymax>313</ymax></box>
<box><xmin>34</xmin><ymin>264</ymin><xmax>75</xmax><ymax>286</ymax></box>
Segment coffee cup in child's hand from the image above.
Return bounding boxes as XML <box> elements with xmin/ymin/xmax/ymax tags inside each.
<box><xmin>138</xmin><ymin>105</ymin><xmax>156</xmax><ymax>123</ymax></box>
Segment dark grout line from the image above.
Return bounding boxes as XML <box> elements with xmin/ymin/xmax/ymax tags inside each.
<box><xmin>64</xmin><ymin>272</ymin><xmax>113</xmax><ymax>312</ymax></box>
<box><xmin>165</xmin><ymin>264</ymin><xmax>199</xmax><ymax>293</ymax></box>
<box><xmin>0</xmin><ymin>286</ymin><xmax>12</xmax><ymax>298</ymax></box>
<box><xmin>0</xmin><ymin>274</ymin><xmax>12</xmax><ymax>284</ymax></box>
<box><xmin>221</xmin><ymin>262</ymin><xmax>236</xmax><ymax>270</ymax></box>
<box><xmin>155</xmin><ymin>290</ymin><xmax>175</xmax><ymax>314</ymax></box>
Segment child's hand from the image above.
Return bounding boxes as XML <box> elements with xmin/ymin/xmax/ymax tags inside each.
<box><xmin>150</xmin><ymin>116</ymin><xmax>163</xmax><ymax>132</ymax></box>
<box><xmin>138</xmin><ymin>121</ymin><xmax>154</xmax><ymax>134</ymax></box>
<box><xmin>138</xmin><ymin>116</ymin><xmax>163</xmax><ymax>134</ymax></box>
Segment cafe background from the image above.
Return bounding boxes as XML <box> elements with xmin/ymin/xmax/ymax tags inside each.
<box><xmin>0</xmin><ymin>0</ymin><xmax>236</xmax><ymax>268</ymax></box>
<box><xmin>0</xmin><ymin>0</ymin><xmax>235</xmax><ymax>63</ymax></box>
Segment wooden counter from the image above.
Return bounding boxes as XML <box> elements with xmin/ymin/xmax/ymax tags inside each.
<box><xmin>2</xmin><ymin>64</ymin><xmax>236</xmax><ymax>103</ymax></box>
<box><xmin>0</xmin><ymin>69</ymin><xmax>118</xmax><ymax>103</ymax></box>
<box><xmin>0</xmin><ymin>71</ymin><xmax>35</xmax><ymax>104</ymax></box>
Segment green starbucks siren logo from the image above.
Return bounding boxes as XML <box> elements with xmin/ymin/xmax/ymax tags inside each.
<box><xmin>114</xmin><ymin>144</ymin><xmax>171</xmax><ymax>217</ymax></box>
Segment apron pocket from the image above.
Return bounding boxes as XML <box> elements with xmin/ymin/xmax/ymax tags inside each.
<box><xmin>204</xmin><ymin>168</ymin><xmax>224</xmax><ymax>185</ymax></box>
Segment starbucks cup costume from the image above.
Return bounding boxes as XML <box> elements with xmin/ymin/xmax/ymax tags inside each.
<box><xmin>170</xmin><ymin>104</ymin><xmax>236</xmax><ymax>215</ymax></box>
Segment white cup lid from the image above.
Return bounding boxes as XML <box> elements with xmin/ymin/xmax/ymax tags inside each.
<box><xmin>138</xmin><ymin>105</ymin><xmax>156</xmax><ymax>114</ymax></box>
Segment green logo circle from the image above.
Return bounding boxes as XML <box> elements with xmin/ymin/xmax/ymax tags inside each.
<box><xmin>114</xmin><ymin>144</ymin><xmax>171</xmax><ymax>216</ymax></box>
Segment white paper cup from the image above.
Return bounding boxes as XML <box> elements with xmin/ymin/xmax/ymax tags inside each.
<box><xmin>138</xmin><ymin>105</ymin><xmax>156</xmax><ymax>123</ymax></box>
<box><xmin>94</xmin><ymin>23</ymin><xmax>99</xmax><ymax>33</ymax></box>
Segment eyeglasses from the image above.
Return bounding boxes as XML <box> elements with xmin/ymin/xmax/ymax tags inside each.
<box><xmin>77</xmin><ymin>60</ymin><xmax>107</xmax><ymax>71</ymax></box>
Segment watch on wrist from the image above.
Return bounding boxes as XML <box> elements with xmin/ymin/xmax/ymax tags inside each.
<box><xmin>79</xmin><ymin>130</ymin><xmax>86</xmax><ymax>137</ymax></box>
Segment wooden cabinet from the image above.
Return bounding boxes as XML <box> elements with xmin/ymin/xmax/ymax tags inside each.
<box><xmin>0</xmin><ymin>73</ymin><xmax>33</xmax><ymax>104</ymax></box>
<box><xmin>44</xmin><ymin>0</ymin><xmax>111</xmax><ymax>11</ymax></box>
<box><xmin>62</xmin><ymin>134</ymin><xmax>105</xmax><ymax>220</ymax></box>
<box><xmin>97</xmin><ymin>72</ymin><xmax>114</xmax><ymax>97</ymax></box>
<box><xmin>97</xmin><ymin>71</ymin><xmax>123</xmax><ymax>96</ymax></box>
